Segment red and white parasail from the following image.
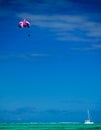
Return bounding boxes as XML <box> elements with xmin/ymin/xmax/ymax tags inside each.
<box><xmin>18</xmin><ymin>19</ymin><xmax>31</xmax><ymax>28</ymax></box>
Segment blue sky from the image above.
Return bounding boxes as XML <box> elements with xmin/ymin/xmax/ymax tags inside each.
<box><xmin>0</xmin><ymin>0</ymin><xmax>101</xmax><ymax>122</ymax></box>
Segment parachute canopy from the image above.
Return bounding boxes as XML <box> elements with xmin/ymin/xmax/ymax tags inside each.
<box><xmin>18</xmin><ymin>19</ymin><xmax>31</xmax><ymax>28</ymax></box>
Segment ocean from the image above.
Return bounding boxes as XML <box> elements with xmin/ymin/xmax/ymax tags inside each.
<box><xmin>0</xmin><ymin>123</ymin><xmax>101</xmax><ymax>130</ymax></box>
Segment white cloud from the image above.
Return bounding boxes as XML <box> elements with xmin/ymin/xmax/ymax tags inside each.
<box><xmin>92</xmin><ymin>44</ymin><xmax>101</xmax><ymax>49</ymax></box>
<box><xmin>71</xmin><ymin>44</ymin><xmax>101</xmax><ymax>51</ymax></box>
<box><xmin>31</xmin><ymin>53</ymin><xmax>49</xmax><ymax>57</ymax></box>
<box><xmin>0</xmin><ymin>53</ymin><xmax>49</xmax><ymax>60</ymax></box>
<box><xmin>17</xmin><ymin>13</ymin><xmax>101</xmax><ymax>43</ymax></box>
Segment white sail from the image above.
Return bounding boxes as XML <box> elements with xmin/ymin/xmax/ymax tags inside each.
<box><xmin>84</xmin><ymin>110</ymin><xmax>94</xmax><ymax>124</ymax></box>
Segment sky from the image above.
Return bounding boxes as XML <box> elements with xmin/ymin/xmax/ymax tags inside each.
<box><xmin>0</xmin><ymin>0</ymin><xmax>101</xmax><ymax>123</ymax></box>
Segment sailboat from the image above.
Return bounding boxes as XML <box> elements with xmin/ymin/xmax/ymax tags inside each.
<box><xmin>84</xmin><ymin>110</ymin><xmax>94</xmax><ymax>124</ymax></box>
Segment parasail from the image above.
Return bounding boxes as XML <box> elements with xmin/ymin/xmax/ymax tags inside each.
<box><xmin>18</xmin><ymin>19</ymin><xmax>31</xmax><ymax>28</ymax></box>
<box><xmin>18</xmin><ymin>19</ymin><xmax>31</xmax><ymax>37</ymax></box>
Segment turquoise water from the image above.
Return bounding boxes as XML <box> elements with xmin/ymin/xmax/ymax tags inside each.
<box><xmin>0</xmin><ymin>123</ymin><xmax>101</xmax><ymax>130</ymax></box>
